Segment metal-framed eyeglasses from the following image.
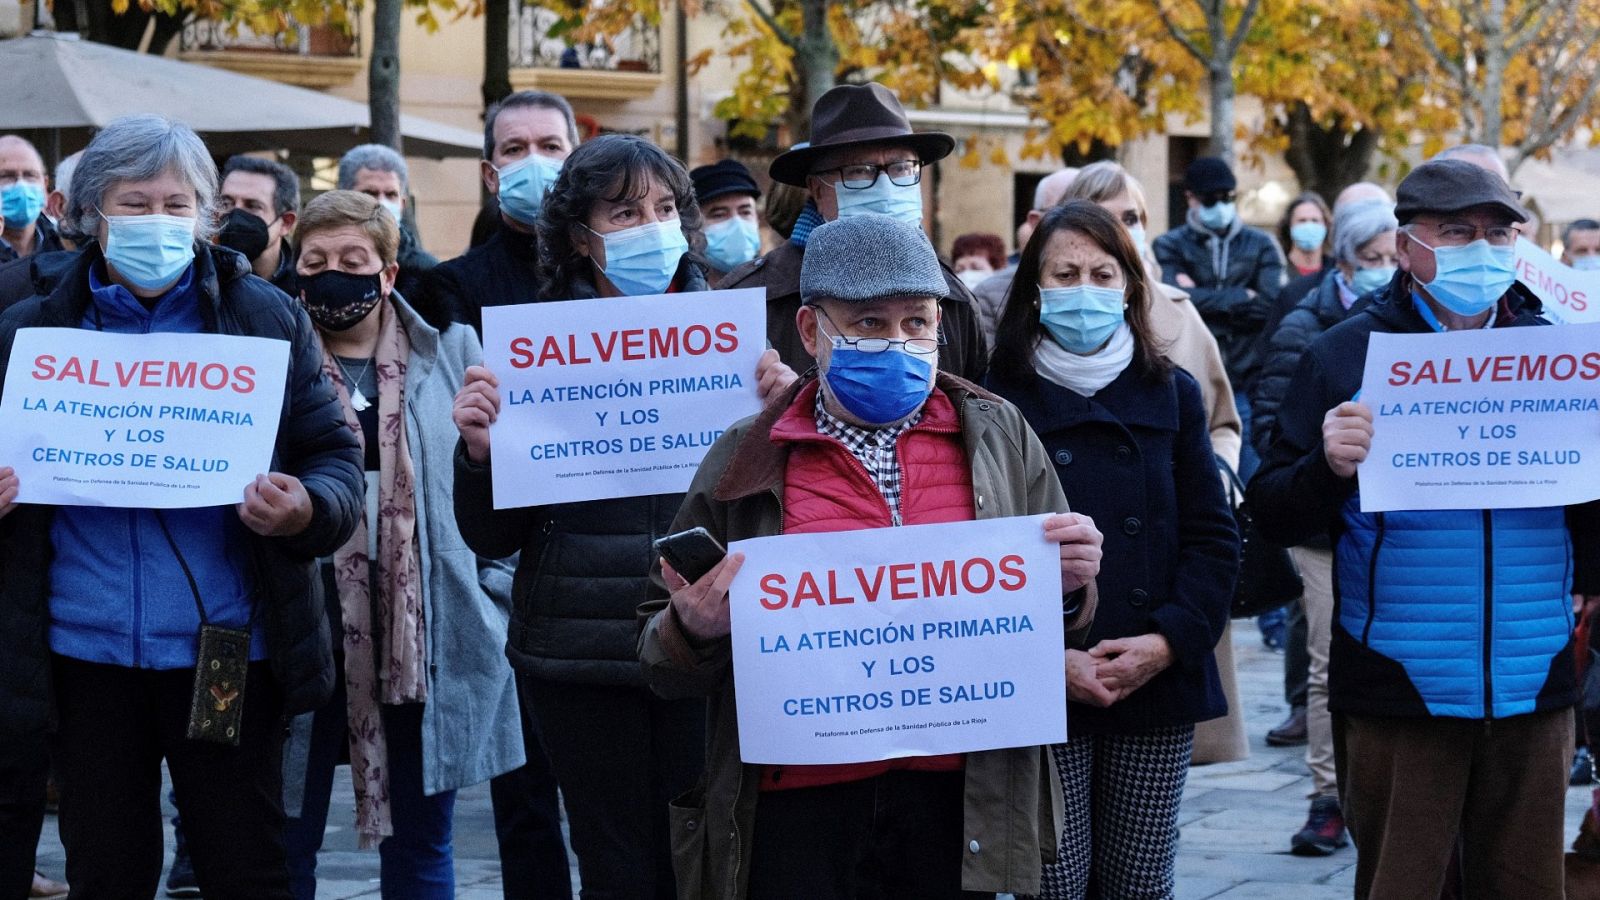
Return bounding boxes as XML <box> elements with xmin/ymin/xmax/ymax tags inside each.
<box><xmin>1406</xmin><ymin>221</ymin><xmax>1518</xmax><ymax>248</ymax></box>
<box><xmin>816</xmin><ymin>159</ymin><xmax>923</xmax><ymax>191</ymax></box>
<box><xmin>815</xmin><ymin>308</ymin><xmax>939</xmax><ymax>355</ymax></box>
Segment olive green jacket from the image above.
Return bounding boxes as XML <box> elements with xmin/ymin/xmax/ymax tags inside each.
<box><xmin>637</xmin><ymin>373</ymin><xmax>1097</xmax><ymax>899</ymax></box>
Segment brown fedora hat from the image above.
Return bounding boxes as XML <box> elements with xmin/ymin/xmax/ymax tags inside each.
<box><xmin>769</xmin><ymin>83</ymin><xmax>955</xmax><ymax>186</ymax></box>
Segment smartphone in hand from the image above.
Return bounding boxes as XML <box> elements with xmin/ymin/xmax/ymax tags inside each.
<box><xmin>654</xmin><ymin>527</ymin><xmax>727</xmax><ymax>585</ymax></box>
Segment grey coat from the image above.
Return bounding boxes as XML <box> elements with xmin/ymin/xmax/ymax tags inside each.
<box><xmin>287</xmin><ymin>295</ymin><xmax>523</xmax><ymax>806</ymax></box>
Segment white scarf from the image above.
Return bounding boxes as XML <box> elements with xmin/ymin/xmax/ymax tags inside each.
<box><xmin>1032</xmin><ymin>324</ymin><xmax>1135</xmax><ymax>397</ymax></box>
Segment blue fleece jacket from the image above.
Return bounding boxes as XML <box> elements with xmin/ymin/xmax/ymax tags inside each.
<box><xmin>48</xmin><ymin>261</ymin><xmax>264</xmax><ymax>670</ymax></box>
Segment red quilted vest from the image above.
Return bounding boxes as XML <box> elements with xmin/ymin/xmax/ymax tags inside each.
<box><xmin>759</xmin><ymin>382</ymin><xmax>975</xmax><ymax>791</ymax></box>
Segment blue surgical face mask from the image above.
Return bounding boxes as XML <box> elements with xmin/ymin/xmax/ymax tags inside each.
<box><xmin>1349</xmin><ymin>265</ymin><xmax>1396</xmax><ymax>295</ymax></box>
<box><xmin>590</xmin><ymin>219</ymin><xmax>689</xmax><ymax>296</ymax></box>
<box><xmin>702</xmin><ymin>216</ymin><xmax>761</xmax><ymax>271</ymax></box>
<box><xmin>1198</xmin><ymin>201</ymin><xmax>1236</xmax><ymax>231</ymax></box>
<box><xmin>1039</xmin><ymin>284</ymin><xmax>1127</xmax><ymax>354</ymax></box>
<box><xmin>1573</xmin><ymin>255</ymin><xmax>1600</xmax><ymax>272</ymax></box>
<box><xmin>833</xmin><ymin>175</ymin><xmax>924</xmax><ymax>228</ymax></box>
<box><xmin>817</xmin><ymin>317</ymin><xmax>935</xmax><ymax>425</ymax></box>
<box><xmin>1290</xmin><ymin>221</ymin><xmax>1327</xmax><ymax>251</ymax></box>
<box><xmin>1127</xmin><ymin>224</ymin><xmax>1148</xmax><ymax>257</ymax></box>
<box><xmin>1411</xmin><ymin>234</ymin><xmax>1516</xmax><ymax>317</ymax></box>
<box><xmin>378</xmin><ymin>198</ymin><xmax>404</xmax><ymax>225</ymax></box>
<box><xmin>2</xmin><ymin>182</ymin><xmax>46</xmax><ymax>229</ymax></box>
<box><xmin>101</xmin><ymin>211</ymin><xmax>197</xmax><ymax>291</ymax></box>
<box><xmin>496</xmin><ymin>154</ymin><xmax>564</xmax><ymax>226</ymax></box>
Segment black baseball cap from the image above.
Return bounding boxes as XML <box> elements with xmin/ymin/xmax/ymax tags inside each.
<box><xmin>690</xmin><ymin>159</ymin><xmax>761</xmax><ymax>205</ymax></box>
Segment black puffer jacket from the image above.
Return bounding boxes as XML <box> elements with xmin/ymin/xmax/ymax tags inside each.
<box><xmin>1250</xmin><ymin>270</ymin><xmax>1361</xmax><ymax>458</ymax></box>
<box><xmin>0</xmin><ymin>244</ymin><xmax>363</xmax><ymax>743</ymax></box>
<box><xmin>1153</xmin><ymin>215</ymin><xmax>1284</xmax><ymax>389</ymax></box>
<box><xmin>453</xmin><ymin>260</ymin><xmax>712</xmax><ymax>685</ymax></box>
<box><xmin>421</xmin><ymin>221</ymin><xmax>542</xmax><ymax>338</ymax></box>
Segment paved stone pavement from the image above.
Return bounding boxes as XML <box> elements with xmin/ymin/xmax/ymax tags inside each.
<box><xmin>32</xmin><ymin>620</ymin><xmax>1593</xmax><ymax>898</ymax></box>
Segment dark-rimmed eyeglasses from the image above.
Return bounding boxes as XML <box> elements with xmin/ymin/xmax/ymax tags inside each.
<box><xmin>815</xmin><ymin>159</ymin><xmax>923</xmax><ymax>191</ymax></box>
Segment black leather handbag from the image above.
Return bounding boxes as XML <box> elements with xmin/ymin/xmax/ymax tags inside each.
<box><xmin>1219</xmin><ymin>456</ymin><xmax>1304</xmax><ymax>619</ymax></box>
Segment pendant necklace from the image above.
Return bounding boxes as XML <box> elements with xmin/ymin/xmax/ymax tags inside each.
<box><xmin>336</xmin><ymin>357</ymin><xmax>375</xmax><ymax>412</ymax></box>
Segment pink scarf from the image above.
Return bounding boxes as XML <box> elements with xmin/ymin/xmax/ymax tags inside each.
<box><xmin>320</xmin><ymin>298</ymin><xmax>425</xmax><ymax>848</ymax></box>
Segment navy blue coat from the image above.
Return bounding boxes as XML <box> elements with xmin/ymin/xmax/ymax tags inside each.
<box><xmin>989</xmin><ymin>358</ymin><xmax>1239</xmax><ymax>734</ymax></box>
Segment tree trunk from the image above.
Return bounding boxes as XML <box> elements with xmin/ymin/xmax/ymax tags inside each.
<box><xmin>1478</xmin><ymin>0</ymin><xmax>1507</xmax><ymax>147</ymax></box>
<box><xmin>1208</xmin><ymin>60</ymin><xmax>1234</xmax><ymax>166</ymax></box>
<box><xmin>482</xmin><ymin>0</ymin><xmax>513</xmax><ymax>110</ymax></box>
<box><xmin>1281</xmin><ymin>103</ymin><xmax>1378</xmax><ymax>202</ymax></box>
<box><xmin>790</xmin><ymin>0</ymin><xmax>838</xmax><ymax>139</ymax></box>
<box><xmin>369</xmin><ymin>0</ymin><xmax>403</xmax><ymax>151</ymax></box>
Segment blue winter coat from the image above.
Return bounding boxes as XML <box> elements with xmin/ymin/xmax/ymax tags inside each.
<box><xmin>988</xmin><ymin>358</ymin><xmax>1239</xmax><ymax>734</ymax></box>
<box><xmin>1248</xmin><ymin>275</ymin><xmax>1600</xmax><ymax>719</ymax></box>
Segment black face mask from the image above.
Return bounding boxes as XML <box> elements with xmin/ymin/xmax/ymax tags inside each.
<box><xmin>299</xmin><ymin>270</ymin><xmax>384</xmax><ymax>331</ymax></box>
<box><xmin>216</xmin><ymin>208</ymin><xmax>273</xmax><ymax>262</ymax></box>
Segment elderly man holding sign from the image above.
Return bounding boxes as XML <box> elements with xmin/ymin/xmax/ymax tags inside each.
<box><xmin>0</xmin><ymin>115</ymin><xmax>362</xmax><ymax>898</ymax></box>
<box><xmin>1249</xmin><ymin>159</ymin><xmax>1600</xmax><ymax>898</ymax></box>
<box><xmin>638</xmin><ymin>213</ymin><xmax>1103</xmax><ymax>900</ymax></box>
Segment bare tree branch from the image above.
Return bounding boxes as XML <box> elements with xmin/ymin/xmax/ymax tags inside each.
<box><xmin>1154</xmin><ymin>0</ymin><xmax>1209</xmax><ymax>64</ymax></box>
<box><xmin>1225</xmin><ymin>0</ymin><xmax>1262</xmax><ymax>58</ymax></box>
<box><xmin>1514</xmin><ymin>27</ymin><xmax>1600</xmax><ymax>169</ymax></box>
<box><xmin>744</xmin><ymin>0</ymin><xmax>798</xmax><ymax>50</ymax></box>
<box><xmin>1404</xmin><ymin>0</ymin><xmax>1465</xmax><ymax>82</ymax></box>
<box><xmin>1506</xmin><ymin>0</ymin><xmax>1567</xmax><ymax>56</ymax></box>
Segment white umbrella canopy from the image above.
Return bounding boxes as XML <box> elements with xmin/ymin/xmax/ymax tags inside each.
<box><xmin>2</xmin><ymin>31</ymin><xmax>482</xmax><ymax>159</ymax></box>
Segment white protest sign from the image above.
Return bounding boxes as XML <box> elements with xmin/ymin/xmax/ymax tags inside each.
<box><xmin>727</xmin><ymin>515</ymin><xmax>1067</xmax><ymax>765</ymax></box>
<box><xmin>1358</xmin><ymin>322</ymin><xmax>1600</xmax><ymax>512</ymax></box>
<box><xmin>0</xmin><ymin>328</ymin><xmax>289</xmax><ymax>508</ymax></box>
<box><xmin>482</xmin><ymin>289</ymin><xmax>765</xmax><ymax>508</ymax></box>
<box><xmin>1514</xmin><ymin>238</ymin><xmax>1600</xmax><ymax>326</ymax></box>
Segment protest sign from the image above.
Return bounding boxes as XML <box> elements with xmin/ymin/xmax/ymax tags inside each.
<box><xmin>727</xmin><ymin>515</ymin><xmax>1067</xmax><ymax>765</ymax></box>
<box><xmin>1358</xmin><ymin>322</ymin><xmax>1600</xmax><ymax>512</ymax></box>
<box><xmin>0</xmin><ymin>328</ymin><xmax>289</xmax><ymax>508</ymax></box>
<box><xmin>1514</xmin><ymin>238</ymin><xmax>1600</xmax><ymax>326</ymax></box>
<box><xmin>482</xmin><ymin>289</ymin><xmax>765</xmax><ymax>508</ymax></box>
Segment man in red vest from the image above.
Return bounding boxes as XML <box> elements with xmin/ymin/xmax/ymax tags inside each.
<box><xmin>638</xmin><ymin>213</ymin><xmax>1104</xmax><ymax>899</ymax></box>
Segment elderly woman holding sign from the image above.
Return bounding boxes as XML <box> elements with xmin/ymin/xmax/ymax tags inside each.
<box><xmin>637</xmin><ymin>213</ymin><xmax>1103</xmax><ymax>900</ymax></box>
<box><xmin>986</xmin><ymin>201</ymin><xmax>1238</xmax><ymax>899</ymax></box>
<box><xmin>277</xmin><ymin>190</ymin><xmax>521</xmax><ymax>899</ymax></box>
<box><xmin>451</xmin><ymin>133</ymin><xmax>794</xmax><ymax>897</ymax></box>
<box><xmin>0</xmin><ymin>115</ymin><xmax>361</xmax><ymax>897</ymax></box>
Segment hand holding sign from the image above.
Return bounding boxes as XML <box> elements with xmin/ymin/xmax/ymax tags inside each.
<box><xmin>237</xmin><ymin>472</ymin><xmax>312</xmax><ymax>537</ymax></box>
<box><xmin>665</xmin><ymin>551</ymin><xmax>747</xmax><ymax>642</ymax></box>
<box><xmin>1322</xmin><ymin>401</ymin><xmax>1374</xmax><ymax>480</ymax></box>
<box><xmin>0</xmin><ymin>466</ymin><xmax>16</xmax><ymax>520</ymax></box>
<box><xmin>755</xmin><ymin>349</ymin><xmax>798</xmax><ymax>405</ymax></box>
<box><xmin>1044</xmin><ymin>512</ymin><xmax>1102</xmax><ymax>594</ymax></box>
<box><xmin>453</xmin><ymin>365</ymin><xmax>502</xmax><ymax>465</ymax></box>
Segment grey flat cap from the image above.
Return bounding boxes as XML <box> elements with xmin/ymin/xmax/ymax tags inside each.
<box><xmin>801</xmin><ymin>214</ymin><xmax>948</xmax><ymax>304</ymax></box>
<box><xmin>1395</xmin><ymin>158</ymin><xmax>1527</xmax><ymax>225</ymax></box>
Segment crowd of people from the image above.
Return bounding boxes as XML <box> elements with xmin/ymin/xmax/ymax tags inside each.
<box><xmin>0</xmin><ymin>75</ymin><xmax>1594</xmax><ymax>900</ymax></box>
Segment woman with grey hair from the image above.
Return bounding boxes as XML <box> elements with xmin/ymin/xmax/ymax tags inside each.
<box><xmin>1247</xmin><ymin>195</ymin><xmax>1397</xmax><ymax>857</ymax></box>
<box><xmin>0</xmin><ymin>114</ymin><xmax>362</xmax><ymax>897</ymax></box>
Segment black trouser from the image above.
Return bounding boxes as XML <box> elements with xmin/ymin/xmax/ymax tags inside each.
<box><xmin>489</xmin><ymin>676</ymin><xmax>575</xmax><ymax>899</ymax></box>
<box><xmin>1284</xmin><ymin>597</ymin><xmax>1310</xmax><ymax>708</ymax></box>
<box><xmin>50</xmin><ymin>656</ymin><xmax>292</xmax><ymax>900</ymax></box>
<box><xmin>524</xmin><ymin>676</ymin><xmax>705</xmax><ymax>900</ymax></box>
<box><xmin>748</xmin><ymin>770</ymin><xmax>993</xmax><ymax>900</ymax></box>
<box><xmin>0</xmin><ymin>737</ymin><xmax>48</xmax><ymax>900</ymax></box>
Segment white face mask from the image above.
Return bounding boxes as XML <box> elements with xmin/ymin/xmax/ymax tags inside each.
<box><xmin>956</xmin><ymin>269</ymin><xmax>990</xmax><ymax>290</ymax></box>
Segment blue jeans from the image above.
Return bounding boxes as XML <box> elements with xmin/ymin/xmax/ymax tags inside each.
<box><xmin>1235</xmin><ymin>392</ymin><xmax>1260</xmax><ymax>484</ymax></box>
<box><xmin>284</xmin><ymin>682</ymin><xmax>456</xmax><ymax>900</ymax></box>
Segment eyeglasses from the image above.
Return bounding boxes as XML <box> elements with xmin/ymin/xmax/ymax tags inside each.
<box><xmin>816</xmin><ymin>159</ymin><xmax>923</xmax><ymax>191</ymax></box>
<box><xmin>816</xmin><ymin>309</ymin><xmax>939</xmax><ymax>354</ymax></box>
<box><xmin>1409</xmin><ymin>221</ymin><xmax>1518</xmax><ymax>248</ymax></box>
